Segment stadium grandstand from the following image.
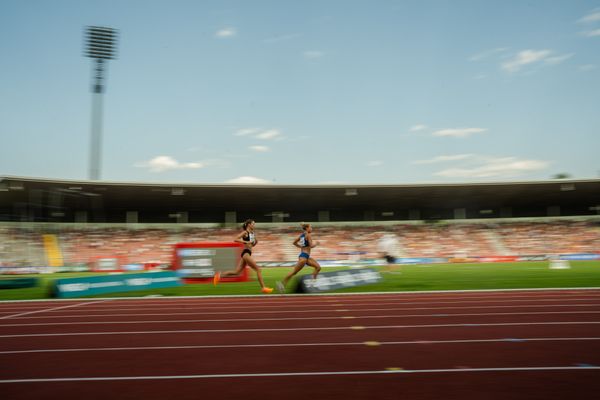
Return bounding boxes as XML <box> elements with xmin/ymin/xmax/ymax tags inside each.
<box><xmin>1</xmin><ymin>175</ymin><xmax>599</xmax><ymax>269</ymax></box>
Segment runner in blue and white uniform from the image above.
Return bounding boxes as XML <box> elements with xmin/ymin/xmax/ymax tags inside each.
<box><xmin>277</xmin><ymin>223</ymin><xmax>321</xmax><ymax>293</ymax></box>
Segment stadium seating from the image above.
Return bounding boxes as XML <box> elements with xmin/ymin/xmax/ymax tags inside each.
<box><xmin>1</xmin><ymin>219</ymin><xmax>599</xmax><ymax>267</ymax></box>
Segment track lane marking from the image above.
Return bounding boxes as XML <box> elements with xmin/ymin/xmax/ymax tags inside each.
<box><xmin>24</xmin><ymin>297</ymin><xmax>600</xmax><ymax>313</ymax></box>
<box><xmin>1</xmin><ymin>292</ymin><xmax>595</xmax><ymax>309</ymax></box>
<box><xmin>1</xmin><ymin>366</ymin><xmax>599</xmax><ymax>383</ymax></box>
<box><xmin>2</xmin><ymin>321</ymin><xmax>600</xmax><ymax>338</ymax></box>
<box><xmin>6</xmin><ymin>303</ymin><xmax>600</xmax><ymax>320</ymax></box>
<box><xmin>7</xmin><ymin>336</ymin><xmax>600</xmax><ymax>355</ymax></box>
<box><xmin>2</xmin><ymin>310</ymin><xmax>599</xmax><ymax>327</ymax></box>
<box><xmin>0</xmin><ymin>300</ymin><xmax>112</xmax><ymax>321</ymax></box>
<box><xmin>1</xmin><ymin>288</ymin><xmax>598</xmax><ymax>306</ymax></box>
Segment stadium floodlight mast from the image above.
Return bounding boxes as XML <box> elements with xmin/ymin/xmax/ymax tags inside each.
<box><xmin>84</xmin><ymin>26</ymin><xmax>118</xmax><ymax>181</ymax></box>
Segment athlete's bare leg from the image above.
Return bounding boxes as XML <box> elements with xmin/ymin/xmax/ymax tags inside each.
<box><xmin>222</xmin><ymin>256</ymin><xmax>246</xmax><ymax>277</ymax></box>
<box><xmin>244</xmin><ymin>255</ymin><xmax>268</xmax><ymax>289</ymax></box>
<box><xmin>282</xmin><ymin>258</ymin><xmax>307</xmax><ymax>287</ymax></box>
<box><xmin>306</xmin><ymin>257</ymin><xmax>321</xmax><ymax>279</ymax></box>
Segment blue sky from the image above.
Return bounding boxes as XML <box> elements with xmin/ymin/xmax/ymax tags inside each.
<box><xmin>1</xmin><ymin>0</ymin><xmax>599</xmax><ymax>184</ymax></box>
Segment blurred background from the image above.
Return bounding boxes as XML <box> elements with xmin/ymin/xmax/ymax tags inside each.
<box><xmin>1</xmin><ymin>1</ymin><xmax>599</xmax><ymax>273</ymax></box>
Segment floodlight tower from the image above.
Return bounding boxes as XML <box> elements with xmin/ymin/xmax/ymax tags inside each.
<box><xmin>84</xmin><ymin>26</ymin><xmax>118</xmax><ymax>181</ymax></box>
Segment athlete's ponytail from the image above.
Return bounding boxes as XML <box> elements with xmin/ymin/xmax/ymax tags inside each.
<box><xmin>300</xmin><ymin>222</ymin><xmax>310</xmax><ymax>231</ymax></box>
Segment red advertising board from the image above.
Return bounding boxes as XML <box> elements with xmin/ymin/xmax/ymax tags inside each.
<box><xmin>478</xmin><ymin>256</ymin><xmax>519</xmax><ymax>263</ymax></box>
<box><xmin>172</xmin><ymin>242</ymin><xmax>249</xmax><ymax>283</ymax></box>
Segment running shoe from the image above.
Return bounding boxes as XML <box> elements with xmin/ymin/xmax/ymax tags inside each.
<box><xmin>213</xmin><ymin>272</ymin><xmax>221</xmax><ymax>286</ymax></box>
<box><xmin>276</xmin><ymin>281</ymin><xmax>285</xmax><ymax>294</ymax></box>
<box><xmin>261</xmin><ymin>287</ymin><xmax>274</xmax><ymax>294</ymax></box>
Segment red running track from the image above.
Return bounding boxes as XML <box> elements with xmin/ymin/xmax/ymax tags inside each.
<box><xmin>1</xmin><ymin>289</ymin><xmax>600</xmax><ymax>399</ymax></box>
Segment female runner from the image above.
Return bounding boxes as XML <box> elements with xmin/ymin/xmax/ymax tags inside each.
<box><xmin>276</xmin><ymin>222</ymin><xmax>321</xmax><ymax>293</ymax></box>
<box><xmin>214</xmin><ymin>219</ymin><xmax>273</xmax><ymax>294</ymax></box>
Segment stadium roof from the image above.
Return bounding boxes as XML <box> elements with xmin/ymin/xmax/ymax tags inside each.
<box><xmin>1</xmin><ymin>176</ymin><xmax>599</xmax><ymax>215</ymax></box>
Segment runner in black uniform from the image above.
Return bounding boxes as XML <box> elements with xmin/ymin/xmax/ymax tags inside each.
<box><xmin>214</xmin><ymin>219</ymin><xmax>273</xmax><ymax>294</ymax></box>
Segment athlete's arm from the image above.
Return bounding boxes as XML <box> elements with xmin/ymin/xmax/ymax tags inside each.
<box><xmin>234</xmin><ymin>231</ymin><xmax>249</xmax><ymax>244</ymax></box>
<box><xmin>293</xmin><ymin>235</ymin><xmax>302</xmax><ymax>248</ymax></box>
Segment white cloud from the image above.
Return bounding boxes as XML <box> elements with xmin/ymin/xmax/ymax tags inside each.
<box><xmin>235</xmin><ymin>128</ymin><xmax>261</xmax><ymax>136</ymax></box>
<box><xmin>545</xmin><ymin>53</ymin><xmax>574</xmax><ymax>64</ymax></box>
<box><xmin>433</xmin><ymin>156</ymin><xmax>549</xmax><ymax>178</ymax></box>
<box><xmin>303</xmin><ymin>51</ymin><xmax>324</xmax><ymax>59</ymax></box>
<box><xmin>409</xmin><ymin>124</ymin><xmax>428</xmax><ymax>132</ymax></box>
<box><xmin>579</xmin><ymin>64</ymin><xmax>597</xmax><ymax>71</ymax></box>
<box><xmin>225</xmin><ymin>176</ymin><xmax>272</xmax><ymax>184</ymax></box>
<box><xmin>469</xmin><ymin>47</ymin><xmax>509</xmax><ymax>62</ymax></box>
<box><xmin>413</xmin><ymin>154</ymin><xmax>475</xmax><ymax>164</ymax></box>
<box><xmin>578</xmin><ymin>9</ymin><xmax>600</xmax><ymax>37</ymax></box>
<box><xmin>501</xmin><ymin>49</ymin><xmax>573</xmax><ymax>73</ymax></box>
<box><xmin>135</xmin><ymin>156</ymin><xmax>205</xmax><ymax>172</ymax></box>
<box><xmin>366</xmin><ymin>160</ymin><xmax>384</xmax><ymax>167</ymax></box>
<box><xmin>501</xmin><ymin>49</ymin><xmax>552</xmax><ymax>72</ymax></box>
<box><xmin>432</xmin><ymin>128</ymin><xmax>487</xmax><ymax>138</ymax></box>
<box><xmin>233</xmin><ymin>128</ymin><xmax>282</xmax><ymax>140</ymax></box>
<box><xmin>215</xmin><ymin>28</ymin><xmax>236</xmax><ymax>38</ymax></box>
<box><xmin>255</xmin><ymin>129</ymin><xmax>282</xmax><ymax>140</ymax></box>
<box><xmin>583</xmin><ymin>28</ymin><xmax>600</xmax><ymax>37</ymax></box>
<box><xmin>578</xmin><ymin>9</ymin><xmax>600</xmax><ymax>24</ymax></box>
<box><xmin>249</xmin><ymin>145</ymin><xmax>270</xmax><ymax>152</ymax></box>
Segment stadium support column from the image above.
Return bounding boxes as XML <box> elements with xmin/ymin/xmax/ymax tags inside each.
<box><xmin>547</xmin><ymin>206</ymin><xmax>560</xmax><ymax>217</ymax></box>
<box><xmin>318</xmin><ymin>210</ymin><xmax>330</xmax><ymax>222</ymax></box>
<box><xmin>225</xmin><ymin>211</ymin><xmax>236</xmax><ymax>227</ymax></box>
<box><xmin>409</xmin><ymin>209</ymin><xmax>420</xmax><ymax>220</ymax></box>
<box><xmin>126</xmin><ymin>211</ymin><xmax>138</xmax><ymax>224</ymax></box>
<box><xmin>178</xmin><ymin>212</ymin><xmax>189</xmax><ymax>223</ymax></box>
<box><xmin>90</xmin><ymin>195</ymin><xmax>104</xmax><ymax>222</ymax></box>
<box><xmin>75</xmin><ymin>211</ymin><xmax>88</xmax><ymax>223</ymax></box>
<box><xmin>48</xmin><ymin>189</ymin><xmax>64</xmax><ymax>221</ymax></box>
<box><xmin>28</xmin><ymin>189</ymin><xmax>43</xmax><ymax>222</ymax></box>
<box><xmin>454</xmin><ymin>208</ymin><xmax>466</xmax><ymax>219</ymax></box>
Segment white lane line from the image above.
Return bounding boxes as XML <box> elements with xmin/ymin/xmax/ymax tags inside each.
<box><xmin>22</xmin><ymin>293</ymin><xmax>600</xmax><ymax>308</ymax></box>
<box><xmin>0</xmin><ymin>300</ymin><xmax>112</xmax><ymax>321</ymax></box>
<box><xmin>1</xmin><ymin>366</ymin><xmax>599</xmax><ymax>383</ymax></box>
<box><xmin>2</xmin><ymin>287</ymin><xmax>598</xmax><ymax>305</ymax></box>
<box><xmin>8</xmin><ymin>303</ymin><xmax>600</xmax><ymax>320</ymax></box>
<box><xmin>0</xmin><ymin>294</ymin><xmax>561</xmax><ymax>309</ymax></box>
<box><xmin>2</xmin><ymin>337</ymin><xmax>600</xmax><ymax>355</ymax></box>
<box><xmin>1</xmin><ymin>321</ymin><xmax>599</xmax><ymax>338</ymax></box>
<box><xmin>32</xmin><ymin>298</ymin><xmax>600</xmax><ymax>313</ymax></box>
<box><xmin>2</xmin><ymin>310</ymin><xmax>599</xmax><ymax>327</ymax></box>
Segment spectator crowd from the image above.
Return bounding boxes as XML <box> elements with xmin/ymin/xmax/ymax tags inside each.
<box><xmin>1</xmin><ymin>219</ymin><xmax>599</xmax><ymax>267</ymax></box>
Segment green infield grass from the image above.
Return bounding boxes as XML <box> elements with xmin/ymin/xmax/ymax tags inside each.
<box><xmin>0</xmin><ymin>261</ymin><xmax>599</xmax><ymax>301</ymax></box>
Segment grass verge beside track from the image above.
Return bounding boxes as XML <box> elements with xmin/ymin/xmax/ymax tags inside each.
<box><xmin>0</xmin><ymin>261</ymin><xmax>599</xmax><ymax>300</ymax></box>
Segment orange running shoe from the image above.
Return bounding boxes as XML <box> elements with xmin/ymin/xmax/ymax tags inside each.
<box><xmin>261</xmin><ymin>287</ymin><xmax>274</xmax><ymax>294</ymax></box>
<box><xmin>213</xmin><ymin>272</ymin><xmax>221</xmax><ymax>286</ymax></box>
